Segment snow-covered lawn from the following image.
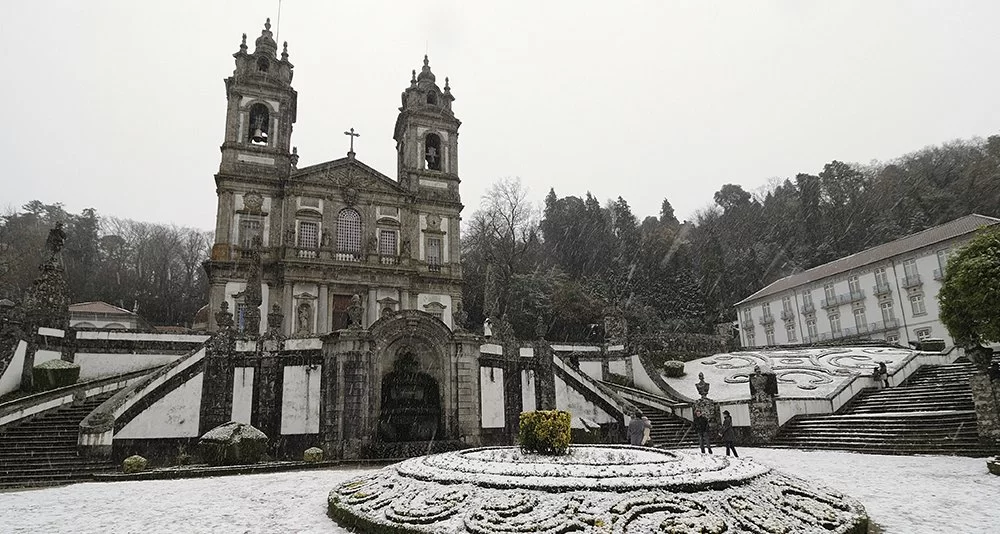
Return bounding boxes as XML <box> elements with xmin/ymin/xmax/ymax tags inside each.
<box><xmin>1</xmin><ymin>448</ymin><xmax>996</xmax><ymax>533</ymax></box>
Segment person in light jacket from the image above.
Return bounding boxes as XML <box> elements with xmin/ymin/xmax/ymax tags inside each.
<box><xmin>628</xmin><ymin>413</ymin><xmax>646</xmax><ymax>446</ymax></box>
<box><xmin>641</xmin><ymin>416</ymin><xmax>652</xmax><ymax>446</ymax></box>
<box><xmin>720</xmin><ymin>410</ymin><xmax>737</xmax><ymax>457</ymax></box>
<box><xmin>693</xmin><ymin>410</ymin><xmax>712</xmax><ymax>454</ymax></box>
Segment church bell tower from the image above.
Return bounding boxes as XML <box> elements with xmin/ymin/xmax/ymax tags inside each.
<box><xmin>218</xmin><ymin>18</ymin><xmax>298</xmax><ymax>176</ymax></box>
<box><xmin>394</xmin><ymin>56</ymin><xmax>462</xmax><ymax>198</ymax></box>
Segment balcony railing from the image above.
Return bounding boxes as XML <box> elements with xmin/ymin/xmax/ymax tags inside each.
<box><xmin>873</xmin><ymin>282</ymin><xmax>892</xmax><ymax>296</ymax></box>
<box><xmin>801</xmin><ymin>302</ymin><xmax>815</xmax><ymax>314</ymax></box>
<box><xmin>901</xmin><ymin>274</ymin><xmax>922</xmax><ymax>289</ymax></box>
<box><xmin>380</xmin><ymin>255</ymin><xmax>399</xmax><ymax>265</ymax></box>
<box><xmin>334</xmin><ymin>252</ymin><xmax>363</xmax><ymax>263</ymax></box>
<box><xmin>849</xmin><ymin>290</ymin><xmax>866</xmax><ymax>302</ymax></box>
<box><xmin>741</xmin><ymin>321</ymin><xmax>754</xmax><ymax>331</ymax></box>
<box><xmin>758</xmin><ymin>314</ymin><xmax>775</xmax><ymax>326</ymax></box>
<box><xmin>933</xmin><ymin>269</ymin><xmax>944</xmax><ymax>281</ymax></box>
<box><xmin>780</xmin><ymin>309</ymin><xmax>795</xmax><ymax>321</ymax></box>
<box><xmin>817</xmin><ymin>318</ymin><xmax>900</xmax><ymax>341</ymax></box>
<box><xmin>428</xmin><ymin>263</ymin><xmax>442</xmax><ymax>273</ymax></box>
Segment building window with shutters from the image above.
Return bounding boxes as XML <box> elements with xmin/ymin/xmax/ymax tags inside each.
<box><xmin>853</xmin><ymin>308</ymin><xmax>867</xmax><ymax>333</ymax></box>
<box><xmin>829</xmin><ymin>313</ymin><xmax>841</xmax><ymax>335</ymax></box>
<box><xmin>764</xmin><ymin>327</ymin><xmax>775</xmax><ymax>345</ymax></box>
<box><xmin>806</xmin><ymin>318</ymin><xmax>818</xmax><ymax>339</ymax></box>
<box><xmin>745</xmin><ymin>332</ymin><xmax>756</xmax><ymax>347</ymax></box>
<box><xmin>786</xmin><ymin>323</ymin><xmax>797</xmax><ymax>343</ymax></box>
<box><xmin>915</xmin><ymin>327</ymin><xmax>932</xmax><ymax>340</ymax></box>
<box><xmin>379</xmin><ymin>229</ymin><xmax>398</xmax><ymax>264</ymax></box>
<box><xmin>880</xmin><ymin>301</ymin><xmax>895</xmax><ymax>324</ymax></box>
<box><xmin>910</xmin><ymin>294</ymin><xmax>926</xmax><ymax>316</ymax></box>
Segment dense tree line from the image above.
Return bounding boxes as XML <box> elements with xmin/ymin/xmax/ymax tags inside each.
<box><xmin>462</xmin><ymin>135</ymin><xmax>1000</xmax><ymax>347</ymax></box>
<box><xmin>0</xmin><ymin>202</ymin><xmax>210</xmax><ymax>327</ymax></box>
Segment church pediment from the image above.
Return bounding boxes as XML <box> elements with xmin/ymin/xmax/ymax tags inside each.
<box><xmin>291</xmin><ymin>157</ymin><xmax>407</xmax><ymax>196</ymax></box>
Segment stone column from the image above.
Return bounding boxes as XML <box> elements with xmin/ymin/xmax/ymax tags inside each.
<box><xmin>330</xmin><ymin>330</ymin><xmax>373</xmax><ymax>459</ymax></box>
<box><xmin>367</xmin><ymin>288</ymin><xmax>378</xmax><ymax>328</ymax></box>
<box><xmin>282</xmin><ymin>283</ymin><xmax>293</xmax><ymax>336</ymax></box>
<box><xmin>748</xmin><ymin>370</ymin><xmax>780</xmax><ymax>444</ymax></box>
<box><xmin>318</xmin><ymin>284</ymin><xmax>329</xmax><ymax>334</ymax></box>
<box><xmin>400</xmin><ymin>290</ymin><xmax>410</xmax><ymax>311</ymax></box>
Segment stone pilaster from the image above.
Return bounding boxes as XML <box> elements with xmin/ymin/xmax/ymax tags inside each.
<box><xmin>454</xmin><ymin>334</ymin><xmax>482</xmax><ymax>445</ymax></box>
<box><xmin>748</xmin><ymin>371</ymin><xmax>780</xmax><ymax>444</ymax></box>
<box><xmin>252</xmin><ymin>352</ymin><xmax>283</xmax><ymax>443</ymax></box>
<box><xmin>535</xmin><ymin>341</ymin><xmax>556</xmax><ymax>411</ymax></box>
<box><xmin>970</xmin><ymin>373</ymin><xmax>1000</xmax><ymax>444</ymax></box>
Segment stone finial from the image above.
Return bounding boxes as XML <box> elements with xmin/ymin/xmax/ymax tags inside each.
<box><xmin>290</xmin><ymin>146</ymin><xmax>299</xmax><ymax>168</ymax></box>
<box><xmin>444</xmin><ymin>76</ymin><xmax>451</xmax><ymax>93</ymax></box>
<box><xmin>695</xmin><ymin>372</ymin><xmax>710</xmax><ymax>398</ymax></box>
<box><xmin>267</xmin><ymin>304</ymin><xmax>283</xmax><ymax>333</ymax></box>
<box><xmin>452</xmin><ymin>301</ymin><xmax>467</xmax><ymax>333</ymax></box>
<box><xmin>411</xmin><ymin>69</ymin><xmax>417</xmax><ymax>86</ymax></box>
<box><xmin>239</xmin><ymin>33</ymin><xmax>248</xmax><ymax>53</ymax></box>
<box><xmin>347</xmin><ymin>294</ymin><xmax>363</xmax><ymax>329</ymax></box>
<box><xmin>264</xmin><ymin>17</ymin><xmax>271</xmax><ymax>31</ymax></box>
<box><xmin>281</xmin><ymin>41</ymin><xmax>289</xmax><ymax>61</ymax></box>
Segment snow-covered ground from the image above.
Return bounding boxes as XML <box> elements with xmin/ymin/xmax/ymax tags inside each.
<box><xmin>1</xmin><ymin>448</ymin><xmax>996</xmax><ymax>533</ymax></box>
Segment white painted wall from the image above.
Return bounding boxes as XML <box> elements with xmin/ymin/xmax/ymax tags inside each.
<box><xmin>554</xmin><ymin>374</ymin><xmax>615</xmax><ymax>428</ymax></box>
<box><xmin>116</xmin><ymin>373</ymin><xmax>203</xmax><ymax>438</ymax></box>
<box><xmin>280</xmin><ymin>365</ymin><xmax>321</xmax><ymax>435</ymax></box>
<box><xmin>75</xmin><ymin>353</ymin><xmax>182</xmax><ymax>381</ymax></box>
<box><xmin>480</xmin><ymin>367</ymin><xmax>505</xmax><ymax>428</ymax></box>
<box><xmin>76</xmin><ymin>331</ymin><xmax>209</xmax><ymax>343</ymax></box>
<box><xmin>608</xmin><ymin>360</ymin><xmax>627</xmax><ymax>376</ymax></box>
<box><xmin>0</xmin><ymin>340</ymin><xmax>27</xmax><ymax>396</ymax></box>
<box><xmin>231</xmin><ymin>367</ymin><xmax>254</xmax><ymax>424</ymax></box>
<box><xmin>521</xmin><ymin>369</ymin><xmax>536</xmax><ymax>413</ymax></box>
<box><xmin>578</xmin><ymin>361</ymin><xmax>602</xmax><ymax>380</ymax></box>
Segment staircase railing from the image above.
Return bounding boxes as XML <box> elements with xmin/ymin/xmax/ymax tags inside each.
<box><xmin>0</xmin><ymin>369</ymin><xmax>151</xmax><ymax>428</ymax></box>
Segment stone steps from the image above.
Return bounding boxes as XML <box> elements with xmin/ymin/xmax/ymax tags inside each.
<box><xmin>0</xmin><ymin>392</ymin><xmax>119</xmax><ymax>489</ymax></box>
<box><xmin>632</xmin><ymin>403</ymin><xmax>699</xmax><ymax>448</ymax></box>
<box><xmin>774</xmin><ymin>362</ymin><xmax>997</xmax><ymax>457</ymax></box>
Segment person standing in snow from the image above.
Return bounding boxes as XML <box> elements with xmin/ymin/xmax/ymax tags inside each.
<box><xmin>641</xmin><ymin>416</ymin><xmax>652</xmax><ymax>446</ymax></box>
<box><xmin>720</xmin><ymin>410</ymin><xmax>737</xmax><ymax>457</ymax></box>
<box><xmin>693</xmin><ymin>410</ymin><xmax>712</xmax><ymax>454</ymax></box>
<box><xmin>628</xmin><ymin>412</ymin><xmax>646</xmax><ymax>446</ymax></box>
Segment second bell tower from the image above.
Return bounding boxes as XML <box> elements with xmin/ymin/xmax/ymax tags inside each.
<box><xmin>394</xmin><ymin>56</ymin><xmax>462</xmax><ymax>195</ymax></box>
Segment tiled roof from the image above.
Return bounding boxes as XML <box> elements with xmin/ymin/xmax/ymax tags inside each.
<box><xmin>68</xmin><ymin>301</ymin><xmax>135</xmax><ymax>315</ymax></box>
<box><xmin>735</xmin><ymin>214</ymin><xmax>1000</xmax><ymax>305</ymax></box>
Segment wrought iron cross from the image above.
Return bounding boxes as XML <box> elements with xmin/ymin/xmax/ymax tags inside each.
<box><xmin>344</xmin><ymin>127</ymin><xmax>360</xmax><ymax>154</ymax></box>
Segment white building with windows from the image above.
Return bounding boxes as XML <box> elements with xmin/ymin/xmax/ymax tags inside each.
<box><xmin>735</xmin><ymin>214</ymin><xmax>999</xmax><ymax>349</ymax></box>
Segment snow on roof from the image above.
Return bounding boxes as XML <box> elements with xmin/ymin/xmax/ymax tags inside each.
<box><xmin>68</xmin><ymin>301</ymin><xmax>136</xmax><ymax>315</ymax></box>
<box><xmin>736</xmin><ymin>213</ymin><xmax>1000</xmax><ymax>305</ymax></box>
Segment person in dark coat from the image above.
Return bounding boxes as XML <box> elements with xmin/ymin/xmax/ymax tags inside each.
<box><xmin>720</xmin><ymin>410</ymin><xmax>737</xmax><ymax>457</ymax></box>
<box><xmin>628</xmin><ymin>412</ymin><xmax>646</xmax><ymax>446</ymax></box>
<box><xmin>693</xmin><ymin>410</ymin><xmax>712</xmax><ymax>454</ymax></box>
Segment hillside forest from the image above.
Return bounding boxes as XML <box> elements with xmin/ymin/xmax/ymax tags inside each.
<box><xmin>2</xmin><ymin>135</ymin><xmax>999</xmax><ymax>347</ymax></box>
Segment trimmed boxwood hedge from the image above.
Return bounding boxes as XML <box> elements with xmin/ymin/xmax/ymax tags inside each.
<box><xmin>662</xmin><ymin>360</ymin><xmax>685</xmax><ymax>378</ymax></box>
<box><xmin>518</xmin><ymin>410</ymin><xmax>572</xmax><ymax>455</ymax></box>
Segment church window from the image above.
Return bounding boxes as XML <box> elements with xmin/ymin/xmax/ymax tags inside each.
<box><xmin>297</xmin><ymin>221</ymin><xmax>318</xmax><ymax>258</ymax></box>
<box><xmin>239</xmin><ymin>216</ymin><xmax>263</xmax><ymax>252</ymax></box>
<box><xmin>337</xmin><ymin>209</ymin><xmax>362</xmax><ymax>254</ymax></box>
<box><xmin>426</xmin><ymin>92</ymin><xmax>437</xmax><ymax>105</ymax></box>
<box><xmin>248</xmin><ymin>103</ymin><xmax>269</xmax><ymax>145</ymax></box>
<box><xmin>379</xmin><ymin>229</ymin><xmax>398</xmax><ymax>257</ymax></box>
<box><xmin>426</xmin><ymin>237</ymin><xmax>441</xmax><ymax>272</ymax></box>
<box><xmin>257</xmin><ymin>57</ymin><xmax>269</xmax><ymax>72</ymax></box>
<box><xmin>424</xmin><ymin>133</ymin><xmax>442</xmax><ymax>171</ymax></box>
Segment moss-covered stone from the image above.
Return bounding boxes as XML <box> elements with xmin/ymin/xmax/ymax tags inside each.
<box><xmin>123</xmin><ymin>455</ymin><xmax>148</xmax><ymax>474</ymax></box>
<box><xmin>31</xmin><ymin>359</ymin><xmax>80</xmax><ymax>392</ymax></box>
<box><xmin>303</xmin><ymin>447</ymin><xmax>324</xmax><ymax>463</ymax></box>
<box><xmin>198</xmin><ymin>421</ymin><xmax>268</xmax><ymax>466</ymax></box>
<box><xmin>988</xmin><ymin>457</ymin><xmax>1000</xmax><ymax>476</ymax></box>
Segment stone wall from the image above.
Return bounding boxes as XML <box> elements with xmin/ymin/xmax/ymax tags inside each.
<box><xmin>970</xmin><ymin>373</ymin><xmax>1000</xmax><ymax>444</ymax></box>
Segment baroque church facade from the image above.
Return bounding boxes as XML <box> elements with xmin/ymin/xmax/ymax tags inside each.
<box><xmin>205</xmin><ymin>20</ymin><xmax>465</xmax><ymax>336</ymax></box>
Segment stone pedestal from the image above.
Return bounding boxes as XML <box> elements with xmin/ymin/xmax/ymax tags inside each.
<box><xmin>970</xmin><ymin>373</ymin><xmax>1000</xmax><ymax>443</ymax></box>
<box><xmin>693</xmin><ymin>397</ymin><xmax>720</xmax><ymax>430</ymax></box>
<box><xmin>748</xmin><ymin>372</ymin><xmax>780</xmax><ymax>444</ymax></box>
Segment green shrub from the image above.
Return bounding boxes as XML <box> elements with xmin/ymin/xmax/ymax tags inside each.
<box><xmin>123</xmin><ymin>455</ymin><xmax>148</xmax><ymax>474</ymax></box>
<box><xmin>662</xmin><ymin>360</ymin><xmax>685</xmax><ymax>378</ymax></box>
<box><xmin>32</xmin><ymin>359</ymin><xmax>81</xmax><ymax>392</ymax></box>
<box><xmin>519</xmin><ymin>410</ymin><xmax>571</xmax><ymax>455</ymax></box>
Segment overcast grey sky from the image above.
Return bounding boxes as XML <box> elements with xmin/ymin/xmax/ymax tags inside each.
<box><xmin>2</xmin><ymin>1</ymin><xmax>999</xmax><ymax>230</ymax></box>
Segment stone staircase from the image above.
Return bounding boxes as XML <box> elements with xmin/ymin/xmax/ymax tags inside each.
<box><xmin>631</xmin><ymin>401</ymin><xmax>699</xmax><ymax>449</ymax></box>
<box><xmin>0</xmin><ymin>393</ymin><xmax>117</xmax><ymax>489</ymax></box>
<box><xmin>772</xmin><ymin>361</ymin><xmax>996</xmax><ymax>456</ymax></box>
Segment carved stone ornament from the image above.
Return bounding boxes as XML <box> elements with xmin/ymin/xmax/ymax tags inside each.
<box><xmin>343</xmin><ymin>187</ymin><xmax>359</xmax><ymax>206</ymax></box>
<box><xmin>243</xmin><ymin>190</ymin><xmax>264</xmax><ymax>212</ymax></box>
<box><xmin>425</xmin><ymin>213</ymin><xmax>442</xmax><ymax>231</ymax></box>
<box><xmin>695</xmin><ymin>372</ymin><xmax>711</xmax><ymax>398</ymax></box>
